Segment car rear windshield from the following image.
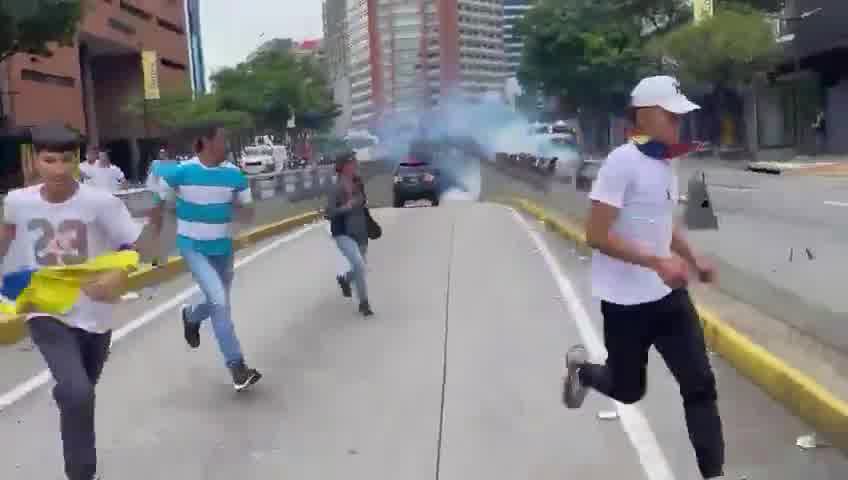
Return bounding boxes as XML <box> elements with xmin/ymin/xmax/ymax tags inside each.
<box><xmin>398</xmin><ymin>163</ymin><xmax>432</xmax><ymax>174</ymax></box>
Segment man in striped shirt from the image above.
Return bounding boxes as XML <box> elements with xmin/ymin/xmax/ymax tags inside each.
<box><xmin>149</xmin><ymin>122</ymin><xmax>262</xmax><ymax>391</ymax></box>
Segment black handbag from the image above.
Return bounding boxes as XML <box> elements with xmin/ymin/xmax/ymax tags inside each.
<box><xmin>365</xmin><ymin>208</ymin><xmax>382</xmax><ymax>240</ymax></box>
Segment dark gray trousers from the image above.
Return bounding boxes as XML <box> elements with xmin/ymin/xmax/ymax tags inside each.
<box><xmin>29</xmin><ymin>316</ymin><xmax>112</xmax><ymax>480</ymax></box>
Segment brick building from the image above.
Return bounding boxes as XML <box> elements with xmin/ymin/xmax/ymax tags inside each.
<box><xmin>0</xmin><ymin>0</ymin><xmax>191</xmax><ymax>189</ymax></box>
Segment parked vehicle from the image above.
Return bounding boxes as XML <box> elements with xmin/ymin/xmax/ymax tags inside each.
<box><xmin>240</xmin><ymin>145</ymin><xmax>276</xmax><ymax>175</ymax></box>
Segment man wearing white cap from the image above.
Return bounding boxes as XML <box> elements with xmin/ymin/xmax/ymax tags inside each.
<box><xmin>562</xmin><ymin>76</ymin><xmax>726</xmax><ymax>479</ymax></box>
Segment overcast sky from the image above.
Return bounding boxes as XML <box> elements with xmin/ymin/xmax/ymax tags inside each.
<box><xmin>199</xmin><ymin>0</ymin><xmax>324</xmax><ymax>81</ymax></box>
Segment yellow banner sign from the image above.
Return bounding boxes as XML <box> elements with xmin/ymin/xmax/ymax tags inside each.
<box><xmin>141</xmin><ymin>50</ymin><xmax>161</xmax><ymax>100</ymax></box>
<box><xmin>693</xmin><ymin>0</ymin><xmax>714</xmax><ymax>24</ymax></box>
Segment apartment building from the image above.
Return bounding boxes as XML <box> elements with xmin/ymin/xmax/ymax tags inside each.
<box><xmin>324</xmin><ymin>0</ymin><xmax>352</xmax><ymax>134</ymax></box>
<box><xmin>337</xmin><ymin>0</ymin><xmax>508</xmax><ymax>131</ymax></box>
<box><xmin>0</xmin><ymin>0</ymin><xmax>191</xmax><ymax>185</ymax></box>
<box><xmin>503</xmin><ymin>0</ymin><xmax>531</xmax><ymax>79</ymax></box>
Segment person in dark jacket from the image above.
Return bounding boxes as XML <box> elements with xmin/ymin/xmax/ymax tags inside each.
<box><xmin>327</xmin><ymin>151</ymin><xmax>374</xmax><ymax>316</ymax></box>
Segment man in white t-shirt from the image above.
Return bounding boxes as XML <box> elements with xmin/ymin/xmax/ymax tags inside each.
<box><xmin>84</xmin><ymin>150</ymin><xmax>126</xmax><ymax>193</ymax></box>
<box><xmin>78</xmin><ymin>146</ymin><xmax>99</xmax><ymax>183</ymax></box>
<box><xmin>0</xmin><ymin>124</ymin><xmax>143</xmax><ymax>480</ymax></box>
<box><xmin>562</xmin><ymin>76</ymin><xmax>725</xmax><ymax>479</ymax></box>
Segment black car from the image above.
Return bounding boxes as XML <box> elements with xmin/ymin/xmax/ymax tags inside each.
<box><xmin>393</xmin><ymin>161</ymin><xmax>440</xmax><ymax>207</ymax></box>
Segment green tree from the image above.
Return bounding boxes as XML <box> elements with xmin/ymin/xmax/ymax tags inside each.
<box><xmin>519</xmin><ymin>0</ymin><xmax>653</xmax><ymax>152</ymax></box>
<box><xmin>212</xmin><ymin>48</ymin><xmax>339</xmax><ymax>136</ymax></box>
<box><xmin>646</xmin><ymin>7</ymin><xmax>779</xmax><ymax>88</ymax></box>
<box><xmin>645</xmin><ymin>5</ymin><xmax>780</xmax><ymax>147</ymax></box>
<box><xmin>0</xmin><ymin>0</ymin><xmax>83</xmax><ymax>62</ymax></box>
<box><xmin>125</xmin><ymin>89</ymin><xmax>253</xmax><ymax>132</ymax></box>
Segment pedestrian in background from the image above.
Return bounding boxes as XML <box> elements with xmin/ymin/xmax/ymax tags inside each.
<box><xmin>327</xmin><ymin>151</ymin><xmax>374</xmax><ymax>317</ymax></box>
<box><xmin>562</xmin><ymin>75</ymin><xmax>726</xmax><ymax>479</ymax></box>
<box><xmin>84</xmin><ymin>150</ymin><xmax>126</xmax><ymax>194</ymax></box>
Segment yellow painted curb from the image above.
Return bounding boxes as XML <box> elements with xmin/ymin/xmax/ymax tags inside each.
<box><xmin>506</xmin><ymin>196</ymin><xmax>848</xmax><ymax>451</ymax></box>
<box><xmin>0</xmin><ymin>211</ymin><xmax>322</xmax><ymax>346</ymax></box>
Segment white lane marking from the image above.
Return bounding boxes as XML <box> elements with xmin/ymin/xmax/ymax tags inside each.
<box><xmin>823</xmin><ymin>200</ymin><xmax>848</xmax><ymax>207</ymax></box>
<box><xmin>0</xmin><ymin>222</ymin><xmax>322</xmax><ymax>412</ymax></box>
<box><xmin>511</xmin><ymin>210</ymin><xmax>674</xmax><ymax>480</ymax></box>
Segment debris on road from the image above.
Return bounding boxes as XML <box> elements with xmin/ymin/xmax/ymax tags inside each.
<box><xmin>121</xmin><ymin>292</ymin><xmax>141</xmax><ymax>302</ymax></box>
<box><xmin>597</xmin><ymin>410</ymin><xmax>619</xmax><ymax>421</ymax></box>
<box><xmin>796</xmin><ymin>433</ymin><xmax>830</xmax><ymax>450</ymax></box>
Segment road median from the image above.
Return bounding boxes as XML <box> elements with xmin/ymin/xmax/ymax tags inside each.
<box><xmin>504</xmin><ymin>196</ymin><xmax>848</xmax><ymax>452</ymax></box>
<box><xmin>0</xmin><ymin>211</ymin><xmax>323</xmax><ymax>346</ymax></box>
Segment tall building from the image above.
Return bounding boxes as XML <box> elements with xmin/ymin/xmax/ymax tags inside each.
<box><xmin>186</xmin><ymin>0</ymin><xmax>207</xmax><ymax>95</ymax></box>
<box><xmin>342</xmin><ymin>0</ymin><xmax>508</xmax><ymax>130</ymax></box>
<box><xmin>0</xmin><ymin>0</ymin><xmax>191</xmax><ymax>186</ymax></box>
<box><xmin>503</xmin><ymin>0</ymin><xmax>531</xmax><ymax>80</ymax></box>
<box><xmin>323</xmin><ymin>0</ymin><xmax>352</xmax><ymax>134</ymax></box>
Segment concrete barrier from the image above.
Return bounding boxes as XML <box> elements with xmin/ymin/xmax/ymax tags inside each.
<box><xmin>505</xmin><ymin>196</ymin><xmax>848</xmax><ymax>453</ymax></box>
<box><xmin>0</xmin><ymin>211</ymin><xmax>323</xmax><ymax>346</ymax></box>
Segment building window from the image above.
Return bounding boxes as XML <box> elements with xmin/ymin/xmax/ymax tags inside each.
<box><xmin>157</xmin><ymin>18</ymin><xmax>185</xmax><ymax>35</ymax></box>
<box><xmin>109</xmin><ymin>17</ymin><xmax>136</xmax><ymax>35</ymax></box>
<box><xmin>161</xmin><ymin>58</ymin><xmax>187</xmax><ymax>71</ymax></box>
<box><xmin>21</xmin><ymin>69</ymin><xmax>75</xmax><ymax>88</ymax></box>
<box><xmin>120</xmin><ymin>1</ymin><xmax>152</xmax><ymax>21</ymax></box>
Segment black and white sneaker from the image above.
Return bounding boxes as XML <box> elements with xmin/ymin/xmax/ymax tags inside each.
<box><xmin>337</xmin><ymin>275</ymin><xmax>352</xmax><ymax>298</ymax></box>
<box><xmin>563</xmin><ymin>345</ymin><xmax>589</xmax><ymax>409</ymax></box>
<box><xmin>182</xmin><ymin>305</ymin><xmax>200</xmax><ymax>349</ymax></box>
<box><xmin>359</xmin><ymin>301</ymin><xmax>374</xmax><ymax>317</ymax></box>
<box><xmin>231</xmin><ymin>363</ymin><xmax>262</xmax><ymax>392</ymax></box>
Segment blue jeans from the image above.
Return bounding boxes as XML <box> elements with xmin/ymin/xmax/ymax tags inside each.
<box><xmin>180</xmin><ymin>248</ymin><xmax>244</xmax><ymax>368</ymax></box>
<box><xmin>335</xmin><ymin>236</ymin><xmax>368</xmax><ymax>303</ymax></box>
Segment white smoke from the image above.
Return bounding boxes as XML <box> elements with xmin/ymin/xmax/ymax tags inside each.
<box><xmin>372</xmin><ymin>89</ymin><xmax>580</xmax><ymax>201</ymax></box>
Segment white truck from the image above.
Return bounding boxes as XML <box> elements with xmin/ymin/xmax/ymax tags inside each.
<box><xmin>240</xmin><ymin>136</ymin><xmax>289</xmax><ymax>175</ymax></box>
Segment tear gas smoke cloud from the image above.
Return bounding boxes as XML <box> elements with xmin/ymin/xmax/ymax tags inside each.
<box><xmin>370</xmin><ymin>90</ymin><xmax>581</xmax><ymax>201</ymax></box>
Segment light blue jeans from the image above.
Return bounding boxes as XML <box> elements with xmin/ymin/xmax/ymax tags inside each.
<box><xmin>335</xmin><ymin>236</ymin><xmax>368</xmax><ymax>303</ymax></box>
<box><xmin>180</xmin><ymin>248</ymin><xmax>244</xmax><ymax>368</ymax></box>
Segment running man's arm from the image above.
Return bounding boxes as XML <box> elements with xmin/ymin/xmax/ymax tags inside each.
<box><xmin>98</xmin><ymin>194</ymin><xmax>144</xmax><ymax>252</ymax></box>
<box><xmin>671</xmin><ymin>224</ymin><xmax>697</xmax><ymax>266</ymax></box>
<box><xmin>115</xmin><ymin>166</ymin><xmax>127</xmax><ymax>188</ymax></box>
<box><xmin>0</xmin><ymin>224</ymin><xmax>15</xmax><ymax>262</ymax></box>
<box><xmin>585</xmin><ymin>155</ymin><xmax>660</xmax><ymax>270</ymax></box>
<box><xmin>233</xmin><ymin>184</ymin><xmax>255</xmax><ymax>223</ymax></box>
<box><xmin>149</xmin><ymin>166</ymin><xmax>180</xmax><ymax>236</ymax></box>
<box><xmin>325</xmin><ymin>186</ymin><xmax>352</xmax><ymax>218</ymax></box>
<box><xmin>0</xmin><ymin>193</ymin><xmax>19</xmax><ymax>262</ymax></box>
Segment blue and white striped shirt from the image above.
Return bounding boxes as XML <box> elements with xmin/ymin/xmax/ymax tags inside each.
<box><xmin>154</xmin><ymin>158</ymin><xmax>252</xmax><ymax>256</ymax></box>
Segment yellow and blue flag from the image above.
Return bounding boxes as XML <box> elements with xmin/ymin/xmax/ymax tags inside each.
<box><xmin>0</xmin><ymin>251</ymin><xmax>140</xmax><ymax>316</ymax></box>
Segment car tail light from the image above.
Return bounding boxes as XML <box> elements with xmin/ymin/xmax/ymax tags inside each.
<box><xmin>423</xmin><ymin>173</ymin><xmax>435</xmax><ymax>182</ymax></box>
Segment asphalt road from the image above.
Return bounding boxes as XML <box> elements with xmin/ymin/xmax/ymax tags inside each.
<box><xmin>0</xmin><ymin>203</ymin><xmax>844</xmax><ymax>479</ymax></box>
<box><xmin>480</xmin><ymin>158</ymin><xmax>848</xmax><ymax>356</ymax></box>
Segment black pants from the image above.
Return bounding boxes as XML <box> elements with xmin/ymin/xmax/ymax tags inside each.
<box><xmin>579</xmin><ymin>289</ymin><xmax>725</xmax><ymax>479</ymax></box>
<box><xmin>29</xmin><ymin>317</ymin><xmax>112</xmax><ymax>480</ymax></box>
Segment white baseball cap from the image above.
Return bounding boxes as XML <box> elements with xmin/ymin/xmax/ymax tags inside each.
<box><xmin>631</xmin><ymin>75</ymin><xmax>700</xmax><ymax>114</ymax></box>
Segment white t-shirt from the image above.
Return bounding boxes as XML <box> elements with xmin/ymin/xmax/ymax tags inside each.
<box><xmin>2</xmin><ymin>184</ymin><xmax>143</xmax><ymax>333</ymax></box>
<box><xmin>84</xmin><ymin>164</ymin><xmax>126</xmax><ymax>193</ymax></box>
<box><xmin>588</xmin><ymin>142</ymin><xmax>679</xmax><ymax>305</ymax></box>
<box><xmin>79</xmin><ymin>162</ymin><xmax>96</xmax><ymax>182</ymax></box>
